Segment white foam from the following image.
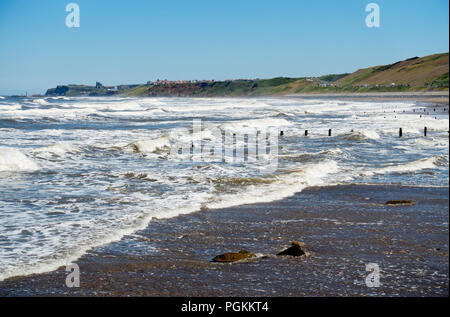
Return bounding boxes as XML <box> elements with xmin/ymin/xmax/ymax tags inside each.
<box><xmin>413</xmin><ymin>137</ymin><xmax>449</xmax><ymax>148</ymax></box>
<box><xmin>340</xmin><ymin>129</ymin><xmax>381</xmax><ymax>141</ymax></box>
<box><xmin>357</xmin><ymin>130</ymin><xmax>380</xmax><ymax>140</ymax></box>
<box><xmin>362</xmin><ymin>156</ymin><xmax>439</xmax><ymax>177</ymax></box>
<box><xmin>34</xmin><ymin>142</ymin><xmax>79</xmax><ymax>156</ymax></box>
<box><xmin>0</xmin><ymin>148</ymin><xmax>39</xmax><ymax>172</ymax></box>
<box><xmin>208</xmin><ymin>160</ymin><xmax>341</xmax><ymax>209</ymax></box>
<box><xmin>32</xmin><ymin>98</ymin><xmax>51</xmax><ymax>106</ymax></box>
<box><xmin>219</xmin><ymin>118</ymin><xmax>292</xmax><ymax>131</ymax></box>
<box><xmin>48</xmin><ymin>96</ymin><xmax>69</xmax><ymax>100</ymax></box>
<box><xmin>129</xmin><ymin>136</ymin><xmax>171</xmax><ymax>154</ymax></box>
<box><xmin>0</xmin><ymin>102</ymin><xmax>23</xmax><ymax>111</ymax></box>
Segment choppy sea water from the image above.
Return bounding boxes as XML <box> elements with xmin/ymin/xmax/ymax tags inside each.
<box><xmin>0</xmin><ymin>96</ymin><xmax>448</xmax><ymax>281</ymax></box>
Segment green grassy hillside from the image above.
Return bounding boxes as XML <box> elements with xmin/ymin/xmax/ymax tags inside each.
<box><xmin>336</xmin><ymin>53</ymin><xmax>449</xmax><ymax>90</ymax></box>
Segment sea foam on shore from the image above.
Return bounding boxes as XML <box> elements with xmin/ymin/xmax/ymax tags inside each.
<box><xmin>0</xmin><ymin>96</ymin><xmax>448</xmax><ymax>281</ymax></box>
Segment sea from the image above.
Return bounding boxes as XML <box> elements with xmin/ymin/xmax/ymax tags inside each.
<box><xmin>0</xmin><ymin>95</ymin><xmax>448</xmax><ymax>281</ymax></box>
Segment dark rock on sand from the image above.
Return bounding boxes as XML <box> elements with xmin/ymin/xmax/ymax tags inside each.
<box><xmin>385</xmin><ymin>200</ymin><xmax>416</xmax><ymax>206</ymax></box>
<box><xmin>277</xmin><ymin>241</ymin><xmax>306</xmax><ymax>257</ymax></box>
<box><xmin>212</xmin><ymin>250</ymin><xmax>256</xmax><ymax>263</ymax></box>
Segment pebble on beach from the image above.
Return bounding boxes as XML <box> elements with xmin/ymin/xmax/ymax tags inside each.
<box><xmin>277</xmin><ymin>241</ymin><xmax>307</xmax><ymax>257</ymax></box>
<box><xmin>212</xmin><ymin>250</ymin><xmax>256</xmax><ymax>263</ymax></box>
<box><xmin>385</xmin><ymin>200</ymin><xmax>416</xmax><ymax>206</ymax></box>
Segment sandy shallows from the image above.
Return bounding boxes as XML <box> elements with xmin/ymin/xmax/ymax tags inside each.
<box><xmin>0</xmin><ymin>184</ymin><xmax>448</xmax><ymax>296</ymax></box>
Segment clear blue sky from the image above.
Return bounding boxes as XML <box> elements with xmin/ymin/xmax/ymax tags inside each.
<box><xmin>0</xmin><ymin>0</ymin><xmax>448</xmax><ymax>95</ymax></box>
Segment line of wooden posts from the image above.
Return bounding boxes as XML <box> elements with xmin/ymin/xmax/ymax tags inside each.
<box><xmin>298</xmin><ymin>127</ymin><xmax>444</xmax><ymax>138</ymax></box>
<box><xmin>399</xmin><ymin>127</ymin><xmax>431</xmax><ymax>138</ymax></box>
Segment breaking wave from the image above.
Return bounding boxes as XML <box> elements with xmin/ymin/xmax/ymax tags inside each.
<box><xmin>0</xmin><ymin>148</ymin><xmax>39</xmax><ymax>173</ymax></box>
<box><xmin>208</xmin><ymin>159</ymin><xmax>342</xmax><ymax>209</ymax></box>
<box><xmin>127</xmin><ymin>136</ymin><xmax>171</xmax><ymax>154</ymax></box>
<box><xmin>361</xmin><ymin>156</ymin><xmax>444</xmax><ymax>177</ymax></box>
<box><xmin>33</xmin><ymin>142</ymin><xmax>79</xmax><ymax>156</ymax></box>
<box><xmin>341</xmin><ymin>129</ymin><xmax>380</xmax><ymax>140</ymax></box>
<box><xmin>219</xmin><ymin>118</ymin><xmax>292</xmax><ymax>131</ymax></box>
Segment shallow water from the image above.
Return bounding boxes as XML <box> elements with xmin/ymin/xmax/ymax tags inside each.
<box><xmin>0</xmin><ymin>96</ymin><xmax>448</xmax><ymax>281</ymax></box>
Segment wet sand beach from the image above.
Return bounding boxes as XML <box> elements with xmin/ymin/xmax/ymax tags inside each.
<box><xmin>0</xmin><ymin>184</ymin><xmax>448</xmax><ymax>297</ymax></box>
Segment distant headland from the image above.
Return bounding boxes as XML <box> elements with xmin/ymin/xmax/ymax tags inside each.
<box><xmin>45</xmin><ymin>53</ymin><xmax>449</xmax><ymax>97</ymax></box>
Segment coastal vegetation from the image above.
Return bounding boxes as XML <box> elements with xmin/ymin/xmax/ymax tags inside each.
<box><xmin>45</xmin><ymin>53</ymin><xmax>449</xmax><ymax>97</ymax></box>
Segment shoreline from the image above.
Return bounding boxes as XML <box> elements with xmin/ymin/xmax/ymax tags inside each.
<box><xmin>4</xmin><ymin>91</ymin><xmax>449</xmax><ymax>105</ymax></box>
<box><xmin>0</xmin><ymin>183</ymin><xmax>448</xmax><ymax>296</ymax></box>
<box><xmin>285</xmin><ymin>91</ymin><xmax>449</xmax><ymax>106</ymax></box>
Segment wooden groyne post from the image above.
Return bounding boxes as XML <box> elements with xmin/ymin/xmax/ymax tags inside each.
<box><xmin>298</xmin><ymin>127</ymin><xmax>443</xmax><ymax>138</ymax></box>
